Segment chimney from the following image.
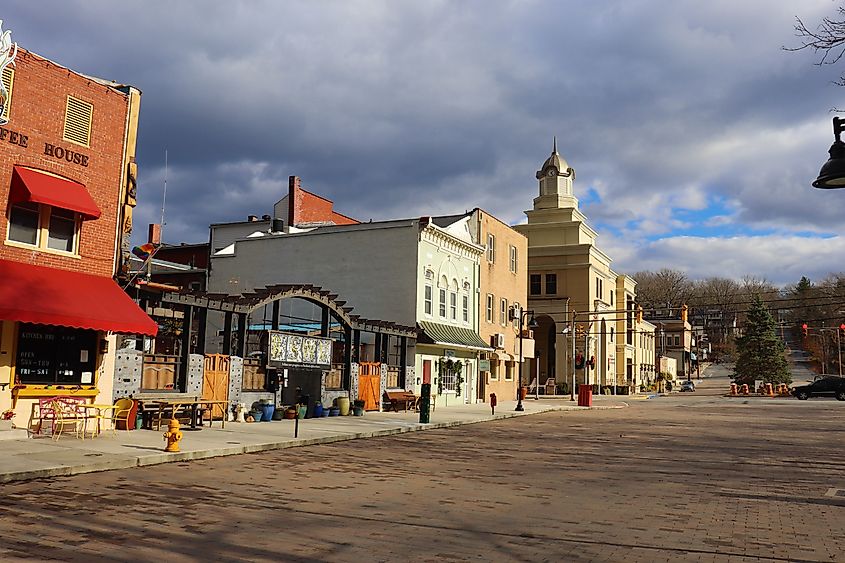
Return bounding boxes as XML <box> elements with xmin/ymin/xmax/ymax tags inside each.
<box><xmin>248</xmin><ymin>215</ymin><xmax>258</xmax><ymax>222</ymax></box>
<box><xmin>148</xmin><ymin>223</ymin><xmax>162</xmax><ymax>245</ymax></box>
<box><xmin>288</xmin><ymin>175</ymin><xmax>301</xmax><ymax>227</ymax></box>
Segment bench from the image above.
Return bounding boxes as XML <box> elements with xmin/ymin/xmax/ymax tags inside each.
<box><xmin>382</xmin><ymin>390</ymin><xmax>418</xmax><ymax>412</ymax></box>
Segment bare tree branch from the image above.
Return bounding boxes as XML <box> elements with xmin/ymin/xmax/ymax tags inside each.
<box><xmin>785</xmin><ymin>6</ymin><xmax>845</xmax><ymax>85</ymax></box>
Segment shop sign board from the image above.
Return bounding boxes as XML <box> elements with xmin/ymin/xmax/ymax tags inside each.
<box><xmin>267</xmin><ymin>330</ymin><xmax>332</xmax><ymax>368</ymax></box>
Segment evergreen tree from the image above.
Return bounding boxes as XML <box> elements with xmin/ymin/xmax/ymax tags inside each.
<box><xmin>734</xmin><ymin>296</ymin><xmax>792</xmax><ymax>385</ymax></box>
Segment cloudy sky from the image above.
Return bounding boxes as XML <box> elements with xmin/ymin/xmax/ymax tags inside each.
<box><xmin>4</xmin><ymin>1</ymin><xmax>845</xmax><ymax>286</ymax></box>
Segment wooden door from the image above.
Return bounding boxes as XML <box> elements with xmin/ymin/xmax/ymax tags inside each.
<box><xmin>203</xmin><ymin>354</ymin><xmax>230</xmax><ymax>419</ymax></box>
<box><xmin>357</xmin><ymin>362</ymin><xmax>381</xmax><ymax>411</ymax></box>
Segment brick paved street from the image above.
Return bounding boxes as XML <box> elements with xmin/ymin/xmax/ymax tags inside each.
<box><xmin>1</xmin><ymin>376</ymin><xmax>843</xmax><ymax>562</ymax></box>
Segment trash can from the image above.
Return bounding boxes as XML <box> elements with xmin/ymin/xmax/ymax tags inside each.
<box><xmin>577</xmin><ymin>384</ymin><xmax>592</xmax><ymax>407</ymax></box>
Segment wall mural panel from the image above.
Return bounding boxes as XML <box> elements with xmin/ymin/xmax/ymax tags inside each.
<box><xmin>268</xmin><ymin>331</ymin><xmax>332</xmax><ymax>368</ymax></box>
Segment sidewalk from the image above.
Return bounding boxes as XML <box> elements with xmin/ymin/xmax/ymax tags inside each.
<box><xmin>0</xmin><ymin>399</ymin><xmax>624</xmax><ymax>483</ymax></box>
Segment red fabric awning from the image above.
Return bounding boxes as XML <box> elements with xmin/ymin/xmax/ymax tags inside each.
<box><xmin>9</xmin><ymin>166</ymin><xmax>101</xmax><ymax>219</ymax></box>
<box><xmin>0</xmin><ymin>259</ymin><xmax>158</xmax><ymax>336</ymax></box>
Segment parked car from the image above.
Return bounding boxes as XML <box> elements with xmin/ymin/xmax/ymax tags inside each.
<box><xmin>791</xmin><ymin>376</ymin><xmax>845</xmax><ymax>400</ymax></box>
<box><xmin>679</xmin><ymin>380</ymin><xmax>695</xmax><ymax>392</ymax></box>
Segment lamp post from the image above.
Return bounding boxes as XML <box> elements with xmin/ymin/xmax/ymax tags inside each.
<box><xmin>515</xmin><ymin>307</ymin><xmax>538</xmax><ymax>412</ymax></box>
<box><xmin>814</xmin><ymin>117</ymin><xmax>845</xmax><ymax>189</ymax></box>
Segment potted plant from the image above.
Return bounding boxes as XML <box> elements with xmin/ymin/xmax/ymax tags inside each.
<box><xmin>352</xmin><ymin>399</ymin><xmax>366</xmax><ymax>416</ymax></box>
<box><xmin>313</xmin><ymin>402</ymin><xmax>324</xmax><ymax>418</ymax></box>
<box><xmin>0</xmin><ymin>409</ymin><xmax>14</xmax><ymax>431</ymax></box>
<box><xmin>259</xmin><ymin>399</ymin><xmax>275</xmax><ymax>422</ymax></box>
<box><xmin>284</xmin><ymin>406</ymin><xmax>297</xmax><ymax>419</ymax></box>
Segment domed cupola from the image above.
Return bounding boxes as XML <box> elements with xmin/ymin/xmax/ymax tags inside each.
<box><xmin>533</xmin><ymin>137</ymin><xmax>577</xmax><ymax>208</ymax></box>
<box><xmin>536</xmin><ymin>137</ymin><xmax>575</xmax><ymax>181</ymax></box>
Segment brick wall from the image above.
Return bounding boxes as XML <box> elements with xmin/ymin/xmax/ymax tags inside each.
<box><xmin>288</xmin><ymin>175</ymin><xmax>359</xmax><ymax>227</ymax></box>
<box><xmin>0</xmin><ymin>48</ymin><xmax>131</xmax><ymax>277</ymax></box>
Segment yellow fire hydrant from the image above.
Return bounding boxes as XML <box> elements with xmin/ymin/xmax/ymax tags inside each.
<box><xmin>163</xmin><ymin>418</ymin><xmax>182</xmax><ymax>452</ymax></box>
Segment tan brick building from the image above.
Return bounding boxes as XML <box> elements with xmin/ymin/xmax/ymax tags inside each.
<box><xmin>472</xmin><ymin>210</ymin><xmax>529</xmax><ymax>403</ymax></box>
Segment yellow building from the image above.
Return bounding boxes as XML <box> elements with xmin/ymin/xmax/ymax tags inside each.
<box><xmin>515</xmin><ymin>142</ymin><xmax>654</xmax><ymax>394</ymax></box>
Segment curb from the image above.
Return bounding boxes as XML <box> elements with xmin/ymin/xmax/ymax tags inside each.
<box><xmin>0</xmin><ymin>403</ymin><xmax>624</xmax><ymax>484</ymax></box>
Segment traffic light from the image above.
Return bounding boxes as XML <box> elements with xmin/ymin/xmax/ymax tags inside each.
<box><xmin>840</xmin><ymin>323</ymin><xmax>845</xmax><ymax>337</ymax></box>
<box><xmin>802</xmin><ymin>323</ymin><xmax>808</xmax><ymax>337</ymax></box>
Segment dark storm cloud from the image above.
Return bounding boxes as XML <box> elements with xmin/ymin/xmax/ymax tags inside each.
<box><xmin>2</xmin><ymin>0</ymin><xmax>843</xmax><ymax>283</ymax></box>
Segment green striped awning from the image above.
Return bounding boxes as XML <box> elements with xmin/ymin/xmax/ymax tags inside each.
<box><xmin>418</xmin><ymin>321</ymin><xmax>493</xmax><ymax>351</ymax></box>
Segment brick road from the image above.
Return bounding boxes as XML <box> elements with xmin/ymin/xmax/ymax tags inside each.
<box><xmin>0</xmin><ymin>385</ymin><xmax>843</xmax><ymax>562</ymax></box>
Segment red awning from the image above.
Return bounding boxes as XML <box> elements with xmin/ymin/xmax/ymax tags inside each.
<box><xmin>0</xmin><ymin>259</ymin><xmax>158</xmax><ymax>336</ymax></box>
<box><xmin>9</xmin><ymin>166</ymin><xmax>101</xmax><ymax>219</ymax></box>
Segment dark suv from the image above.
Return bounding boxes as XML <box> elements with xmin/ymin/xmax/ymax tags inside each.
<box><xmin>792</xmin><ymin>376</ymin><xmax>845</xmax><ymax>400</ymax></box>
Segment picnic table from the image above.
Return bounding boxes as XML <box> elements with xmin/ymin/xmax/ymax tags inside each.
<box><xmin>148</xmin><ymin>399</ymin><xmax>230</xmax><ymax>431</ymax></box>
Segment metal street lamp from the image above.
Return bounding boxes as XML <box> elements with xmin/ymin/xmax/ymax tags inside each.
<box><xmin>813</xmin><ymin>117</ymin><xmax>845</xmax><ymax>189</ymax></box>
<box><xmin>515</xmin><ymin>307</ymin><xmax>538</xmax><ymax>412</ymax></box>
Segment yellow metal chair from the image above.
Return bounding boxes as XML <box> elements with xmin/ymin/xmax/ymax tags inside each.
<box><xmin>112</xmin><ymin>398</ymin><xmax>135</xmax><ymax>432</ymax></box>
<box><xmin>51</xmin><ymin>399</ymin><xmax>85</xmax><ymax>441</ymax></box>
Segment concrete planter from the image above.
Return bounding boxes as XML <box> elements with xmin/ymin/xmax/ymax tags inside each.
<box><xmin>0</xmin><ymin>420</ymin><xmax>12</xmax><ymax>431</ymax></box>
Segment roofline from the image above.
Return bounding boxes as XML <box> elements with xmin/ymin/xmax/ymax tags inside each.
<box><xmin>21</xmin><ymin>47</ymin><xmax>140</xmax><ymax>96</ymax></box>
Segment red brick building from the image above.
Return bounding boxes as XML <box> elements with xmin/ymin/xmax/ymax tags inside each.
<box><xmin>0</xmin><ymin>45</ymin><xmax>156</xmax><ymax>422</ymax></box>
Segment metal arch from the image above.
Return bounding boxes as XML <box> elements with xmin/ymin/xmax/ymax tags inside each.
<box><xmin>237</xmin><ymin>283</ymin><xmax>356</xmax><ymax>332</ymax></box>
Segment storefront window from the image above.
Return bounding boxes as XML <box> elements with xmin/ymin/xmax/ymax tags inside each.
<box><xmin>7</xmin><ymin>203</ymin><xmax>79</xmax><ymax>253</ymax></box>
<box><xmin>8</xmin><ymin>202</ymin><xmax>39</xmax><ymax>245</ymax></box>
<box><xmin>15</xmin><ymin>323</ymin><xmax>97</xmax><ymax>384</ymax></box>
<box><xmin>47</xmin><ymin>208</ymin><xmax>76</xmax><ymax>252</ymax></box>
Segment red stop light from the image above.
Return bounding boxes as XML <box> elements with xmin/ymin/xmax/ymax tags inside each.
<box><xmin>802</xmin><ymin>323</ymin><xmax>808</xmax><ymax>337</ymax></box>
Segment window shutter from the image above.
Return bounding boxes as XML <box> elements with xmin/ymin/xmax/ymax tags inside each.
<box><xmin>1</xmin><ymin>67</ymin><xmax>13</xmax><ymax>122</ymax></box>
<box><xmin>63</xmin><ymin>96</ymin><xmax>93</xmax><ymax>147</ymax></box>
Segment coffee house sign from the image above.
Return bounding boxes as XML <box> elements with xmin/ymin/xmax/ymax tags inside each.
<box><xmin>0</xmin><ymin>21</ymin><xmax>90</xmax><ymax>167</ymax></box>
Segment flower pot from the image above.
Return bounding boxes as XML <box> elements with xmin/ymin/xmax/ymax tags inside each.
<box><xmin>336</xmin><ymin>397</ymin><xmax>350</xmax><ymax>416</ymax></box>
<box><xmin>329</xmin><ymin>407</ymin><xmax>340</xmax><ymax>417</ymax></box>
<box><xmin>272</xmin><ymin>408</ymin><xmax>284</xmax><ymax>421</ymax></box>
<box><xmin>352</xmin><ymin>406</ymin><xmax>364</xmax><ymax>416</ymax></box>
<box><xmin>261</xmin><ymin>405</ymin><xmax>275</xmax><ymax>422</ymax></box>
<box><xmin>251</xmin><ymin>410</ymin><xmax>264</xmax><ymax>422</ymax></box>
<box><xmin>284</xmin><ymin>408</ymin><xmax>297</xmax><ymax>420</ymax></box>
<box><xmin>321</xmin><ymin>408</ymin><xmax>330</xmax><ymax>417</ymax></box>
<box><xmin>313</xmin><ymin>404</ymin><xmax>324</xmax><ymax>418</ymax></box>
<box><xmin>297</xmin><ymin>406</ymin><xmax>307</xmax><ymax>419</ymax></box>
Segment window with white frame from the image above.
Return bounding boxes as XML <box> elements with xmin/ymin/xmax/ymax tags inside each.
<box><xmin>530</xmin><ymin>274</ymin><xmax>541</xmax><ymax>295</ymax></box>
<box><xmin>424</xmin><ymin>285</ymin><xmax>433</xmax><ymax>315</ymax></box>
<box><xmin>7</xmin><ymin>202</ymin><xmax>80</xmax><ymax>254</ymax></box>
<box><xmin>440</xmin><ymin>361</ymin><xmax>460</xmax><ymax>392</ymax></box>
<box><xmin>462</xmin><ymin>294</ymin><xmax>469</xmax><ymax>323</ymax></box>
<box><xmin>450</xmin><ymin>291</ymin><xmax>457</xmax><ymax>320</ymax></box>
<box><xmin>545</xmin><ymin>273</ymin><xmax>557</xmax><ymax>295</ymax></box>
<box><xmin>487</xmin><ymin>233</ymin><xmax>495</xmax><ymax>262</ymax></box>
<box><xmin>486</xmin><ymin>294</ymin><xmax>494</xmax><ymax>323</ymax></box>
<box><xmin>509</xmin><ymin>245</ymin><xmax>517</xmax><ymax>273</ymax></box>
<box><xmin>439</xmin><ymin>288</ymin><xmax>446</xmax><ymax>318</ymax></box>
<box><xmin>500</xmin><ymin>298</ymin><xmax>508</xmax><ymax>326</ymax></box>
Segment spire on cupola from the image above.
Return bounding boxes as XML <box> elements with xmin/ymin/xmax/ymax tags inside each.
<box><xmin>533</xmin><ymin>137</ymin><xmax>578</xmax><ymax>210</ymax></box>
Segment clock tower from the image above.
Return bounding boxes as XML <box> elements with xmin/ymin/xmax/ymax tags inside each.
<box><xmin>533</xmin><ymin>137</ymin><xmax>578</xmax><ymax>210</ymax></box>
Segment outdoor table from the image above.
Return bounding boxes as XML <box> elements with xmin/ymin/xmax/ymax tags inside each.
<box><xmin>78</xmin><ymin>404</ymin><xmax>119</xmax><ymax>437</ymax></box>
<box><xmin>153</xmin><ymin>399</ymin><xmax>230</xmax><ymax>431</ymax></box>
